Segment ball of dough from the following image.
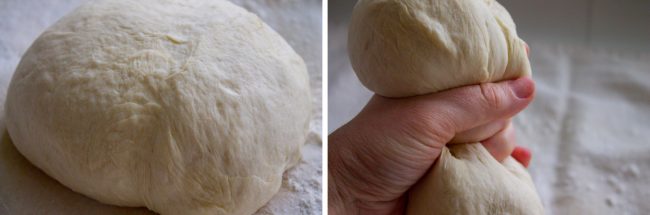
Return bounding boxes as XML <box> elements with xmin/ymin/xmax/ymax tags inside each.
<box><xmin>407</xmin><ymin>144</ymin><xmax>544</xmax><ymax>214</ymax></box>
<box><xmin>349</xmin><ymin>0</ymin><xmax>531</xmax><ymax>97</ymax></box>
<box><xmin>5</xmin><ymin>0</ymin><xmax>311</xmax><ymax>214</ymax></box>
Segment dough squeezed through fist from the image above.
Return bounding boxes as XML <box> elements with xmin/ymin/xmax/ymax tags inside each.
<box><xmin>5</xmin><ymin>0</ymin><xmax>311</xmax><ymax>214</ymax></box>
<box><xmin>348</xmin><ymin>0</ymin><xmax>543</xmax><ymax>214</ymax></box>
<box><xmin>349</xmin><ymin>0</ymin><xmax>531</xmax><ymax>97</ymax></box>
<box><xmin>407</xmin><ymin>144</ymin><xmax>544</xmax><ymax>214</ymax></box>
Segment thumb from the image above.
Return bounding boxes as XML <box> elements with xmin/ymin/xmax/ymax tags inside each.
<box><xmin>418</xmin><ymin>77</ymin><xmax>535</xmax><ymax>140</ymax></box>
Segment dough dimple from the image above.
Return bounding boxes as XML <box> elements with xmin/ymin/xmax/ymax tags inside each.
<box><xmin>5</xmin><ymin>0</ymin><xmax>311</xmax><ymax>214</ymax></box>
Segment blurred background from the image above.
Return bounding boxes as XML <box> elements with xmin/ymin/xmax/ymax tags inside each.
<box><xmin>329</xmin><ymin>0</ymin><xmax>650</xmax><ymax>214</ymax></box>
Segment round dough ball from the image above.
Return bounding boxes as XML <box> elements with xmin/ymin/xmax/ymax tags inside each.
<box><xmin>349</xmin><ymin>0</ymin><xmax>531</xmax><ymax>97</ymax></box>
<box><xmin>5</xmin><ymin>0</ymin><xmax>311</xmax><ymax>214</ymax></box>
<box><xmin>407</xmin><ymin>144</ymin><xmax>544</xmax><ymax>214</ymax></box>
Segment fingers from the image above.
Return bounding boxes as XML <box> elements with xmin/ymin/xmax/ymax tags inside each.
<box><xmin>511</xmin><ymin>146</ymin><xmax>532</xmax><ymax>168</ymax></box>
<box><xmin>419</xmin><ymin>77</ymin><xmax>535</xmax><ymax>140</ymax></box>
<box><xmin>478</xmin><ymin>122</ymin><xmax>533</xmax><ymax>167</ymax></box>
<box><xmin>480</xmin><ymin>122</ymin><xmax>516</xmax><ymax>162</ymax></box>
<box><xmin>353</xmin><ymin>77</ymin><xmax>535</xmax><ymax>165</ymax></box>
<box><xmin>456</xmin><ymin>119</ymin><xmax>533</xmax><ymax>167</ymax></box>
<box><xmin>451</xmin><ymin>119</ymin><xmax>510</xmax><ymax>144</ymax></box>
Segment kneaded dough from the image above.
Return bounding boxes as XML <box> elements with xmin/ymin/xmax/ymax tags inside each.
<box><xmin>349</xmin><ymin>0</ymin><xmax>531</xmax><ymax>97</ymax></box>
<box><xmin>348</xmin><ymin>0</ymin><xmax>543</xmax><ymax>214</ymax></box>
<box><xmin>407</xmin><ymin>144</ymin><xmax>544</xmax><ymax>214</ymax></box>
<box><xmin>5</xmin><ymin>0</ymin><xmax>311</xmax><ymax>214</ymax></box>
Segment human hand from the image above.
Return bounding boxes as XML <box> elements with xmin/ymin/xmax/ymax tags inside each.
<box><xmin>328</xmin><ymin>77</ymin><xmax>535</xmax><ymax>215</ymax></box>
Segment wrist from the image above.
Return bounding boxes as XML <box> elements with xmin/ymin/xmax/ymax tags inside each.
<box><xmin>328</xmin><ymin>172</ymin><xmax>355</xmax><ymax>214</ymax></box>
<box><xmin>328</xmin><ymin>131</ymin><xmax>359</xmax><ymax>215</ymax></box>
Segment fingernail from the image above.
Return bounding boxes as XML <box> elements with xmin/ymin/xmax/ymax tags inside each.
<box><xmin>512</xmin><ymin>147</ymin><xmax>532</xmax><ymax>168</ymax></box>
<box><xmin>509</xmin><ymin>77</ymin><xmax>534</xmax><ymax>99</ymax></box>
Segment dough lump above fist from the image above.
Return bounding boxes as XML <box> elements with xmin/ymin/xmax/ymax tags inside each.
<box><xmin>348</xmin><ymin>0</ymin><xmax>543</xmax><ymax>214</ymax></box>
<box><xmin>349</xmin><ymin>0</ymin><xmax>531</xmax><ymax>97</ymax></box>
<box><xmin>5</xmin><ymin>0</ymin><xmax>311</xmax><ymax>214</ymax></box>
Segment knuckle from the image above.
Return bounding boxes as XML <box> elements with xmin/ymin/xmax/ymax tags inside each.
<box><xmin>479</xmin><ymin>83</ymin><xmax>504</xmax><ymax>110</ymax></box>
<box><xmin>401</xmin><ymin>102</ymin><xmax>455</xmax><ymax>142</ymax></box>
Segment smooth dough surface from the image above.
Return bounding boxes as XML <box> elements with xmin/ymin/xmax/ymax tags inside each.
<box><xmin>349</xmin><ymin>0</ymin><xmax>531</xmax><ymax>97</ymax></box>
<box><xmin>407</xmin><ymin>144</ymin><xmax>544</xmax><ymax>214</ymax></box>
<box><xmin>348</xmin><ymin>0</ymin><xmax>543</xmax><ymax>214</ymax></box>
<box><xmin>5</xmin><ymin>0</ymin><xmax>311</xmax><ymax>214</ymax></box>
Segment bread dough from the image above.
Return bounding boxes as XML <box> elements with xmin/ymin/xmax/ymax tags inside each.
<box><xmin>407</xmin><ymin>144</ymin><xmax>544</xmax><ymax>214</ymax></box>
<box><xmin>4</xmin><ymin>0</ymin><xmax>311</xmax><ymax>214</ymax></box>
<box><xmin>348</xmin><ymin>0</ymin><xmax>543</xmax><ymax>214</ymax></box>
<box><xmin>349</xmin><ymin>0</ymin><xmax>531</xmax><ymax>97</ymax></box>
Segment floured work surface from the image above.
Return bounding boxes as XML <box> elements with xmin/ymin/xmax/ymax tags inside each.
<box><xmin>516</xmin><ymin>44</ymin><xmax>650</xmax><ymax>214</ymax></box>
